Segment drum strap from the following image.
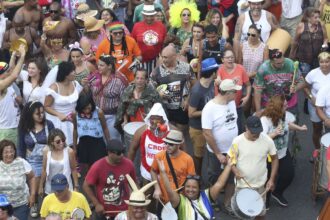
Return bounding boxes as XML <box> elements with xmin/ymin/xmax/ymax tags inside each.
<box><xmin>189</xmin><ymin>199</ymin><xmax>208</xmax><ymax>220</ymax></box>
<box><xmin>248</xmin><ymin>11</ymin><xmax>263</xmax><ymax>42</ymax></box>
<box><xmin>165</xmin><ymin>152</ymin><xmax>179</xmax><ymax>189</ymax></box>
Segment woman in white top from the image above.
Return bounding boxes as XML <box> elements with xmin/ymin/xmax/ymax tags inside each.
<box><xmin>38</xmin><ymin>129</ymin><xmax>78</xmax><ymax>196</ymax></box>
<box><xmin>260</xmin><ymin>95</ymin><xmax>307</xmax><ymax>207</ymax></box>
<box><xmin>44</xmin><ymin>62</ymin><xmax>83</xmax><ymax>146</ymax></box>
<box><xmin>19</xmin><ymin>58</ymin><xmax>49</xmax><ymax>104</ymax></box>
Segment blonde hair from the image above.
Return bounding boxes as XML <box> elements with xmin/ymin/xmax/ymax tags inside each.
<box><xmin>204</xmin><ymin>8</ymin><xmax>223</xmax><ymax>36</ymax></box>
<box><xmin>318</xmin><ymin>52</ymin><xmax>330</xmax><ymax>61</ymax></box>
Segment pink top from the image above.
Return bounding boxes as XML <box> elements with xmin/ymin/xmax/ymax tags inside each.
<box><xmin>242</xmin><ymin>41</ymin><xmax>265</xmax><ymax>75</ymax></box>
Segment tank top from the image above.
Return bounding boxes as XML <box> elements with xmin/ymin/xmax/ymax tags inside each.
<box><xmin>242</xmin><ymin>41</ymin><xmax>265</xmax><ymax>74</ymax></box>
<box><xmin>140</xmin><ymin>129</ymin><xmax>167</xmax><ymax>181</ymax></box>
<box><xmin>322</xmin><ymin>3</ymin><xmax>330</xmax><ymax>44</ymax></box>
<box><xmin>45</xmin><ymin>148</ymin><xmax>72</xmax><ymax>194</ymax></box>
<box><xmin>241</xmin><ymin>10</ymin><xmax>272</xmax><ymax>43</ymax></box>
<box><xmin>76</xmin><ymin>108</ymin><xmax>104</xmax><ymax>138</ymax></box>
<box><xmin>296</xmin><ymin>22</ymin><xmax>323</xmax><ymax>64</ymax></box>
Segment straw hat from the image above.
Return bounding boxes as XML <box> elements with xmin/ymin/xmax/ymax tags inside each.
<box><xmin>84</xmin><ymin>17</ymin><xmax>104</xmax><ymax>32</ymax></box>
<box><xmin>162</xmin><ymin>130</ymin><xmax>184</xmax><ymax>145</ymax></box>
<box><xmin>142</xmin><ymin>5</ymin><xmax>157</xmax><ymax>16</ymax></box>
<box><xmin>76</xmin><ymin>3</ymin><xmax>98</xmax><ymax>20</ymax></box>
<box><xmin>124</xmin><ymin>175</ymin><xmax>157</xmax><ymax>206</ymax></box>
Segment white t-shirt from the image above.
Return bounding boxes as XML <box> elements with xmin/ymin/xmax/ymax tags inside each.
<box><xmin>230</xmin><ymin>133</ymin><xmax>277</xmax><ymax>188</ymax></box>
<box><xmin>305</xmin><ymin>68</ymin><xmax>330</xmax><ymax>97</ymax></box>
<box><xmin>281</xmin><ymin>0</ymin><xmax>303</xmax><ymax>19</ymax></box>
<box><xmin>316</xmin><ymin>85</ymin><xmax>330</xmax><ymax>118</ymax></box>
<box><xmin>0</xmin><ymin>86</ymin><xmax>20</xmax><ymax>129</ymax></box>
<box><xmin>202</xmin><ymin>100</ymin><xmax>238</xmax><ymax>153</ymax></box>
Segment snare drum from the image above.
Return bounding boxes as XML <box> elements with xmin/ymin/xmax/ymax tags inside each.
<box><xmin>319</xmin><ymin>133</ymin><xmax>330</xmax><ymax>189</ymax></box>
<box><xmin>161</xmin><ymin>202</ymin><xmax>178</xmax><ymax>220</ymax></box>
<box><xmin>123</xmin><ymin>122</ymin><xmax>145</xmax><ymax>149</ymax></box>
<box><xmin>231</xmin><ymin>188</ymin><xmax>264</xmax><ymax>219</ymax></box>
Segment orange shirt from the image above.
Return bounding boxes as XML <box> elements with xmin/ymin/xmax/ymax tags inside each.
<box><xmin>95</xmin><ymin>36</ymin><xmax>141</xmax><ymax>82</ymax></box>
<box><xmin>217</xmin><ymin>64</ymin><xmax>249</xmax><ymax>106</ymax></box>
<box><xmin>151</xmin><ymin>150</ymin><xmax>195</xmax><ymax>203</ymax></box>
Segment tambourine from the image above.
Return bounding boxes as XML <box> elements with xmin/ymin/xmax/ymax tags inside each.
<box><xmin>10</xmin><ymin>38</ymin><xmax>28</xmax><ymax>53</ymax></box>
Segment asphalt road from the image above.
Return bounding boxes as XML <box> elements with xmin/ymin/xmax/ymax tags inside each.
<box><xmin>211</xmin><ymin>95</ymin><xmax>326</xmax><ymax>220</ymax></box>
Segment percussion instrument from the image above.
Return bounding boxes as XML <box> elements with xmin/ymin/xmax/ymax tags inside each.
<box><xmin>266</xmin><ymin>28</ymin><xmax>292</xmax><ymax>53</ymax></box>
<box><xmin>161</xmin><ymin>202</ymin><xmax>178</xmax><ymax>220</ymax></box>
<box><xmin>71</xmin><ymin>208</ymin><xmax>85</xmax><ymax>220</ymax></box>
<box><xmin>231</xmin><ymin>188</ymin><xmax>264</xmax><ymax>219</ymax></box>
<box><xmin>123</xmin><ymin>122</ymin><xmax>145</xmax><ymax>149</ymax></box>
<box><xmin>285</xmin><ymin>111</ymin><xmax>296</xmax><ymax>123</ymax></box>
<box><xmin>10</xmin><ymin>38</ymin><xmax>28</xmax><ymax>53</ymax></box>
<box><xmin>319</xmin><ymin>133</ymin><xmax>330</xmax><ymax>189</ymax></box>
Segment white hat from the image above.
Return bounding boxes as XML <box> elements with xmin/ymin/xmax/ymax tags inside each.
<box><xmin>124</xmin><ymin>175</ymin><xmax>157</xmax><ymax>206</ymax></box>
<box><xmin>142</xmin><ymin>4</ymin><xmax>157</xmax><ymax>16</ymax></box>
<box><xmin>219</xmin><ymin>79</ymin><xmax>242</xmax><ymax>91</ymax></box>
<box><xmin>248</xmin><ymin>0</ymin><xmax>264</xmax><ymax>2</ymax></box>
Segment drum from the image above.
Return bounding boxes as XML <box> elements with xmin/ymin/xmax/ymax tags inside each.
<box><xmin>266</xmin><ymin>28</ymin><xmax>292</xmax><ymax>53</ymax></box>
<box><xmin>231</xmin><ymin>188</ymin><xmax>264</xmax><ymax>219</ymax></box>
<box><xmin>161</xmin><ymin>202</ymin><xmax>178</xmax><ymax>220</ymax></box>
<box><xmin>319</xmin><ymin>133</ymin><xmax>330</xmax><ymax>189</ymax></box>
<box><xmin>123</xmin><ymin>122</ymin><xmax>145</xmax><ymax>149</ymax></box>
<box><xmin>285</xmin><ymin>111</ymin><xmax>296</xmax><ymax>123</ymax></box>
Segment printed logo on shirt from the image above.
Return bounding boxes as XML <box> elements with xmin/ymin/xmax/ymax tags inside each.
<box><xmin>102</xmin><ymin>172</ymin><xmax>127</xmax><ymax>205</ymax></box>
<box><xmin>142</xmin><ymin>30</ymin><xmax>159</xmax><ymax>46</ymax></box>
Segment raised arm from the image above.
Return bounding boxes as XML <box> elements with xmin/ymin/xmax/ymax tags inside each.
<box><xmin>209</xmin><ymin>162</ymin><xmax>232</xmax><ymax>201</ymax></box>
<box><xmin>157</xmin><ymin>159</ymin><xmax>180</xmax><ymax>208</ymax></box>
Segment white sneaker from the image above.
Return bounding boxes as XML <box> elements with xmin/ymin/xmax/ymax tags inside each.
<box><xmin>30</xmin><ymin>204</ymin><xmax>38</xmax><ymax>218</ymax></box>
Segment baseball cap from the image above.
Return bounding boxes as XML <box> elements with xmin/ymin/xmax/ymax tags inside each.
<box><xmin>246</xmin><ymin>116</ymin><xmax>263</xmax><ymax>134</ymax></box>
<box><xmin>106</xmin><ymin>139</ymin><xmax>125</xmax><ymax>153</ymax></box>
<box><xmin>51</xmin><ymin>174</ymin><xmax>68</xmax><ymax>191</ymax></box>
<box><xmin>219</xmin><ymin>79</ymin><xmax>242</xmax><ymax>91</ymax></box>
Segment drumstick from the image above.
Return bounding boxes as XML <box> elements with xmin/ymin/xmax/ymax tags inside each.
<box><xmin>242</xmin><ymin>177</ymin><xmax>253</xmax><ymax>189</ymax></box>
<box><xmin>158</xmin><ymin>198</ymin><xmax>170</xmax><ymax>212</ymax></box>
<box><xmin>175</xmin><ymin>186</ymin><xmax>184</xmax><ymax>192</ymax></box>
<box><xmin>256</xmin><ymin>189</ymin><xmax>268</xmax><ymax>201</ymax></box>
<box><xmin>290</xmin><ymin>61</ymin><xmax>299</xmax><ymax>93</ymax></box>
<box><xmin>104</xmin><ymin>210</ymin><xmax>122</xmax><ymax>213</ymax></box>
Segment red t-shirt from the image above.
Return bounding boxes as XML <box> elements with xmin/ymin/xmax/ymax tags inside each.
<box><xmin>85</xmin><ymin>157</ymin><xmax>136</xmax><ymax>217</ymax></box>
<box><xmin>217</xmin><ymin>64</ymin><xmax>249</xmax><ymax>106</ymax></box>
<box><xmin>131</xmin><ymin>21</ymin><xmax>166</xmax><ymax>62</ymax></box>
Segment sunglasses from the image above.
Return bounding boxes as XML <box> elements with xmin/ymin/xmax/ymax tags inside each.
<box><xmin>0</xmin><ymin>207</ymin><xmax>8</xmax><ymax>211</ymax></box>
<box><xmin>112</xmin><ymin>31</ymin><xmax>123</xmax><ymax>36</ymax></box>
<box><xmin>164</xmin><ymin>142</ymin><xmax>176</xmax><ymax>147</ymax></box>
<box><xmin>186</xmin><ymin>175</ymin><xmax>201</xmax><ymax>181</ymax></box>
<box><xmin>110</xmin><ymin>150</ymin><xmax>125</xmax><ymax>156</ymax></box>
<box><xmin>182</xmin><ymin>13</ymin><xmax>191</xmax><ymax>17</ymax></box>
<box><xmin>54</xmin><ymin>139</ymin><xmax>66</xmax><ymax>145</ymax></box>
<box><xmin>247</xmin><ymin>33</ymin><xmax>256</xmax><ymax>37</ymax></box>
<box><xmin>49</xmin><ymin>10</ymin><xmax>60</xmax><ymax>14</ymax></box>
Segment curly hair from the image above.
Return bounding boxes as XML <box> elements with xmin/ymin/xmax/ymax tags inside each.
<box><xmin>169</xmin><ymin>0</ymin><xmax>200</xmax><ymax>28</ymax></box>
<box><xmin>19</xmin><ymin>101</ymin><xmax>45</xmax><ymax>133</ymax></box>
<box><xmin>261</xmin><ymin>95</ymin><xmax>285</xmax><ymax>127</ymax></box>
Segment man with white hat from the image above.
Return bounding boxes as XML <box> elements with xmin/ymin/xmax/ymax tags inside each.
<box><xmin>132</xmin><ymin>0</ymin><xmax>164</xmax><ymax>23</ymax></box>
<box><xmin>151</xmin><ymin>130</ymin><xmax>195</xmax><ymax>217</ymax></box>
<box><xmin>131</xmin><ymin>4</ymin><xmax>166</xmax><ymax>75</ymax></box>
<box><xmin>202</xmin><ymin>79</ymin><xmax>241</xmax><ymax>214</ymax></box>
<box><xmin>233</xmin><ymin>0</ymin><xmax>278</xmax><ymax>58</ymax></box>
<box><xmin>115</xmin><ymin>174</ymin><xmax>158</xmax><ymax>219</ymax></box>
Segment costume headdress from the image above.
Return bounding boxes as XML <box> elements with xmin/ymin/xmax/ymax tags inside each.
<box><xmin>169</xmin><ymin>0</ymin><xmax>200</xmax><ymax>28</ymax></box>
<box><xmin>124</xmin><ymin>174</ymin><xmax>157</xmax><ymax>206</ymax></box>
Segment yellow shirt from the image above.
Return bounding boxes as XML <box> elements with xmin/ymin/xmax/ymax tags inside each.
<box><xmin>40</xmin><ymin>191</ymin><xmax>92</xmax><ymax>219</ymax></box>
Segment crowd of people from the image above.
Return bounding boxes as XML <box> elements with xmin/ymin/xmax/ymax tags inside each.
<box><xmin>1</xmin><ymin>0</ymin><xmax>330</xmax><ymax>219</ymax></box>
